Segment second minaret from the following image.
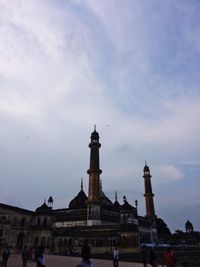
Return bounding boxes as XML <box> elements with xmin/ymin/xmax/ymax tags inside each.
<box><xmin>87</xmin><ymin>126</ymin><xmax>102</xmax><ymax>226</ymax></box>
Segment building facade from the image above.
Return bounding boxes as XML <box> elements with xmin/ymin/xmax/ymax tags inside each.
<box><xmin>0</xmin><ymin>128</ymin><xmax>157</xmax><ymax>253</ymax></box>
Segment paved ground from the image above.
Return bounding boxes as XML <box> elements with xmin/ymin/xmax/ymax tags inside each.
<box><xmin>6</xmin><ymin>254</ymin><xmax>150</xmax><ymax>267</ymax></box>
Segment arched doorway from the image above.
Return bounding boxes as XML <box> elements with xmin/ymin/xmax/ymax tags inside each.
<box><xmin>17</xmin><ymin>232</ymin><xmax>24</xmax><ymax>249</ymax></box>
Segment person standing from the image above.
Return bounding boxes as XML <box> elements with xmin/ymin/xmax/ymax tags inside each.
<box><xmin>36</xmin><ymin>246</ymin><xmax>46</xmax><ymax>267</ymax></box>
<box><xmin>164</xmin><ymin>247</ymin><xmax>176</xmax><ymax>267</ymax></box>
<box><xmin>27</xmin><ymin>246</ymin><xmax>33</xmax><ymax>262</ymax></box>
<box><xmin>141</xmin><ymin>245</ymin><xmax>147</xmax><ymax>267</ymax></box>
<box><xmin>21</xmin><ymin>246</ymin><xmax>29</xmax><ymax>267</ymax></box>
<box><xmin>149</xmin><ymin>248</ymin><xmax>158</xmax><ymax>267</ymax></box>
<box><xmin>76</xmin><ymin>240</ymin><xmax>93</xmax><ymax>267</ymax></box>
<box><xmin>1</xmin><ymin>246</ymin><xmax>10</xmax><ymax>267</ymax></box>
<box><xmin>113</xmin><ymin>247</ymin><xmax>119</xmax><ymax>267</ymax></box>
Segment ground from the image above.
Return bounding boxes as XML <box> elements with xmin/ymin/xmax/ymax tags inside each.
<box><xmin>6</xmin><ymin>254</ymin><xmax>148</xmax><ymax>267</ymax></box>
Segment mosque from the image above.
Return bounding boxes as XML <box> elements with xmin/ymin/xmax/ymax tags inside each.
<box><xmin>0</xmin><ymin>128</ymin><xmax>157</xmax><ymax>253</ymax></box>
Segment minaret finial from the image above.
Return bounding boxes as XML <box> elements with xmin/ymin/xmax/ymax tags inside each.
<box><xmin>115</xmin><ymin>191</ymin><xmax>118</xmax><ymax>202</ymax></box>
<box><xmin>81</xmin><ymin>178</ymin><xmax>83</xmax><ymax>190</ymax></box>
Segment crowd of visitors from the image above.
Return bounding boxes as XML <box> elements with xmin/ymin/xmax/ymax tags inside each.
<box><xmin>0</xmin><ymin>242</ymin><xmax>178</xmax><ymax>267</ymax></box>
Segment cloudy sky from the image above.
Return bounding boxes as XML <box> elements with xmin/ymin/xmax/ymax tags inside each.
<box><xmin>0</xmin><ymin>0</ymin><xmax>200</xmax><ymax>232</ymax></box>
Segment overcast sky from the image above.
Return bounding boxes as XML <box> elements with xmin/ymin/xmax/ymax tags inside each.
<box><xmin>0</xmin><ymin>0</ymin><xmax>200</xmax><ymax>232</ymax></box>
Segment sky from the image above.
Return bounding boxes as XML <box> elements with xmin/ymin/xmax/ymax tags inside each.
<box><xmin>0</xmin><ymin>0</ymin><xmax>200</xmax><ymax>233</ymax></box>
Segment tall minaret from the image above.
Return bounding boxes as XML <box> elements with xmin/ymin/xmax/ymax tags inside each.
<box><xmin>143</xmin><ymin>162</ymin><xmax>156</xmax><ymax>218</ymax></box>
<box><xmin>87</xmin><ymin>126</ymin><xmax>102</xmax><ymax>226</ymax></box>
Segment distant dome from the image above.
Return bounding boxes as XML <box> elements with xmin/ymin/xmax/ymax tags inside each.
<box><xmin>69</xmin><ymin>189</ymin><xmax>88</xmax><ymax>209</ymax></box>
<box><xmin>36</xmin><ymin>202</ymin><xmax>52</xmax><ymax>214</ymax></box>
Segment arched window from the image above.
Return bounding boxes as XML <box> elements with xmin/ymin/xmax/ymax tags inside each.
<box><xmin>21</xmin><ymin>218</ymin><xmax>26</xmax><ymax>227</ymax></box>
<box><xmin>123</xmin><ymin>215</ymin><xmax>126</xmax><ymax>224</ymax></box>
<box><xmin>41</xmin><ymin>236</ymin><xmax>46</xmax><ymax>247</ymax></box>
<box><xmin>37</xmin><ymin>217</ymin><xmax>41</xmax><ymax>226</ymax></box>
<box><xmin>34</xmin><ymin>236</ymin><xmax>39</xmax><ymax>246</ymax></box>
<box><xmin>43</xmin><ymin>218</ymin><xmax>47</xmax><ymax>227</ymax></box>
<box><xmin>58</xmin><ymin>239</ymin><xmax>62</xmax><ymax>247</ymax></box>
<box><xmin>13</xmin><ymin>217</ymin><xmax>17</xmax><ymax>226</ymax></box>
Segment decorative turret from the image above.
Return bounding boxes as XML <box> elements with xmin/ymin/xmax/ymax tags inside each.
<box><xmin>143</xmin><ymin>162</ymin><xmax>156</xmax><ymax>218</ymax></box>
<box><xmin>48</xmin><ymin>196</ymin><xmax>53</xmax><ymax>207</ymax></box>
<box><xmin>87</xmin><ymin>126</ymin><xmax>102</xmax><ymax>226</ymax></box>
<box><xmin>113</xmin><ymin>191</ymin><xmax>120</xmax><ymax>210</ymax></box>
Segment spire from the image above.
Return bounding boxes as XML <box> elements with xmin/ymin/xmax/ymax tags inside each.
<box><xmin>123</xmin><ymin>195</ymin><xmax>127</xmax><ymax>203</ymax></box>
<box><xmin>81</xmin><ymin>178</ymin><xmax>83</xmax><ymax>191</ymax></box>
<box><xmin>143</xmin><ymin>162</ymin><xmax>156</xmax><ymax>218</ymax></box>
<box><xmin>94</xmin><ymin>124</ymin><xmax>96</xmax><ymax>131</ymax></box>
<box><xmin>115</xmin><ymin>191</ymin><xmax>118</xmax><ymax>202</ymax></box>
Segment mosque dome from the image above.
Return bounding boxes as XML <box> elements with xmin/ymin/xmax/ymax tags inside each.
<box><xmin>100</xmin><ymin>191</ymin><xmax>113</xmax><ymax>207</ymax></box>
<box><xmin>35</xmin><ymin>201</ymin><xmax>52</xmax><ymax>214</ymax></box>
<box><xmin>121</xmin><ymin>196</ymin><xmax>134</xmax><ymax>210</ymax></box>
<box><xmin>69</xmin><ymin>189</ymin><xmax>88</xmax><ymax>209</ymax></box>
<box><xmin>113</xmin><ymin>200</ymin><xmax>121</xmax><ymax>210</ymax></box>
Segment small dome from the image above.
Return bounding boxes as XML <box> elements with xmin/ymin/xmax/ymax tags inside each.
<box><xmin>69</xmin><ymin>190</ymin><xmax>88</xmax><ymax>209</ymax></box>
<box><xmin>113</xmin><ymin>200</ymin><xmax>121</xmax><ymax>210</ymax></box>
<box><xmin>101</xmin><ymin>191</ymin><xmax>113</xmax><ymax>207</ymax></box>
<box><xmin>121</xmin><ymin>196</ymin><xmax>134</xmax><ymax>210</ymax></box>
<box><xmin>48</xmin><ymin>196</ymin><xmax>53</xmax><ymax>203</ymax></box>
<box><xmin>36</xmin><ymin>202</ymin><xmax>52</xmax><ymax>214</ymax></box>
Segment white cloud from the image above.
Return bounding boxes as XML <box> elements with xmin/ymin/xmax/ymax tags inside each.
<box><xmin>153</xmin><ymin>164</ymin><xmax>184</xmax><ymax>183</ymax></box>
<box><xmin>0</xmin><ymin>0</ymin><xmax>200</xmax><ymax>230</ymax></box>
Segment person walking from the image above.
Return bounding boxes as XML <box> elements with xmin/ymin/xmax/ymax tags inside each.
<box><xmin>164</xmin><ymin>247</ymin><xmax>176</xmax><ymax>267</ymax></box>
<box><xmin>21</xmin><ymin>246</ymin><xmax>29</xmax><ymax>267</ymax></box>
<box><xmin>113</xmin><ymin>247</ymin><xmax>119</xmax><ymax>267</ymax></box>
<box><xmin>76</xmin><ymin>240</ymin><xmax>93</xmax><ymax>267</ymax></box>
<box><xmin>36</xmin><ymin>246</ymin><xmax>46</xmax><ymax>267</ymax></box>
<box><xmin>1</xmin><ymin>246</ymin><xmax>10</xmax><ymax>267</ymax></box>
<box><xmin>141</xmin><ymin>245</ymin><xmax>147</xmax><ymax>267</ymax></box>
<box><xmin>149</xmin><ymin>248</ymin><xmax>158</xmax><ymax>267</ymax></box>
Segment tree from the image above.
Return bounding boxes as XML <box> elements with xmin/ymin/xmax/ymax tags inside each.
<box><xmin>156</xmin><ymin>218</ymin><xmax>171</xmax><ymax>235</ymax></box>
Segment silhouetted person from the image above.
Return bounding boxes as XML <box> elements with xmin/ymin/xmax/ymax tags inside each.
<box><xmin>21</xmin><ymin>245</ymin><xmax>29</xmax><ymax>267</ymax></box>
<box><xmin>149</xmin><ymin>248</ymin><xmax>158</xmax><ymax>267</ymax></box>
<box><xmin>113</xmin><ymin>247</ymin><xmax>119</xmax><ymax>267</ymax></box>
<box><xmin>164</xmin><ymin>247</ymin><xmax>176</xmax><ymax>267</ymax></box>
<box><xmin>76</xmin><ymin>240</ymin><xmax>93</xmax><ymax>267</ymax></box>
<box><xmin>27</xmin><ymin>246</ymin><xmax>33</xmax><ymax>262</ymax></box>
<box><xmin>36</xmin><ymin>246</ymin><xmax>46</xmax><ymax>267</ymax></box>
<box><xmin>141</xmin><ymin>245</ymin><xmax>147</xmax><ymax>267</ymax></box>
<box><xmin>1</xmin><ymin>246</ymin><xmax>10</xmax><ymax>267</ymax></box>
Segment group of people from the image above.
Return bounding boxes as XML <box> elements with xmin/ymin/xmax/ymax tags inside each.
<box><xmin>1</xmin><ymin>246</ymin><xmax>10</xmax><ymax>267</ymax></box>
<box><xmin>22</xmin><ymin>246</ymin><xmax>46</xmax><ymax>267</ymax></box>
<box><xmin>1</xmin><ymin>243</ymin><xmax>177</xmax><ymax>267</ymax></box>
<box><xmin>142</xmin><ymin>246</ymin><xmax>177</xmax><ymax>267</ymax></box>
<box><xmin>0</xmin><ymin>245</ymin><xmax>46</xmax><ymax>267</ymax></box>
